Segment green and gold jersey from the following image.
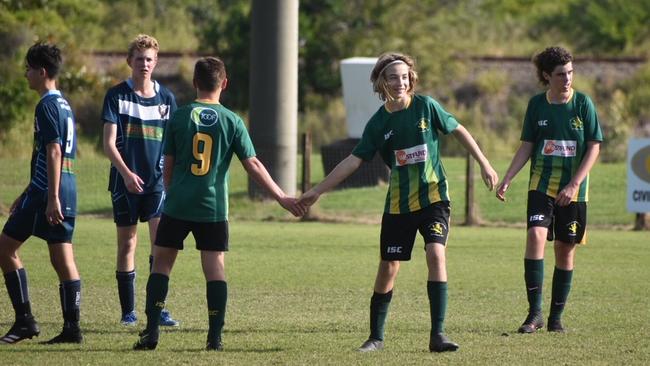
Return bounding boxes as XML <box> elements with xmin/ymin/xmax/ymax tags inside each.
<box><xmin>162</xmin><ymin>101</ymin><xmax>256</xmax><ymax>222</ymax></box>
<box><xmin>352</xmin><ymin>95</ymin><xmax>459</xmax><ymax>214</ymax></box>
<box><xmin>521</xmin><ymin>90</ymin><xmax>603</xmax><ymax>201</ymax></box>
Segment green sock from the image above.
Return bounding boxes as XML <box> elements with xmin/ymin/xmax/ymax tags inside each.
<box><xmin>369</xmin><ymin>290</ymin><xmax>392</xmax><ymax>341</ymax></box>
<box><xmin>145</xmin><ymin>273</ymin><xmax>169</xmax><ymax>333</ymax></box>
<box><xmin>524</xmin><ymin>259</ymin><xmax>544</xmax><ymax>313</ymax></box>
<box><xmin>206</xmin><ymin>281</ymin><xmax>227</xmax><ymax>339</ymax></box>
<box><xmin>427</xmin><ymin>281</ymin><xmax>447</xmax><ymax>335</ymax></box>
<box><xmin>549</xmin><ymin>267</ymin><xmax>573</xmax><ymax>321</ymax></box>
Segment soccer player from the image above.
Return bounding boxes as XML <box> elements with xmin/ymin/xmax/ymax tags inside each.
<box><xmin>133</xmin><ymin>56</ymin><xmax>306</xmax><ymax>351</ymax></box>
<box><xmin>0</xmin><ymin>42</ymin><xmax>82</xmax><ymax>344</ymax></box>
<box><xmin>298</xmin><ymin>52</ymin><xmax>498</xmax><ymax>353</ymax></box>
<box><xmin>102</xmin><ymin>34</ymin><xmax>178</xmax><ymax>327</ymax></box>
<box><xmin>496</xmin><ymin>46</ymin><xmax>603</xmax><ymax>333</ymax></box>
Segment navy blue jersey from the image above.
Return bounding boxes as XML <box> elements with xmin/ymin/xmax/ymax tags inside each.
<box><xmin>29</xmin><ymin>90</ymin><xmax>77</xmax><ymax>216</ymax></box>
<box><xmin>101</xmin><ymin>79</ymin><xmax>177</xmax><ymax>194</ymax></box>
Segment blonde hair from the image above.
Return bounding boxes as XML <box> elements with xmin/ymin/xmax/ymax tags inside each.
<box><xmin>370</xmin><ymin>52</ymin><xmax>418</xmax><ymax>101</ymax></box>
<box><xmin>127</xmin><ymin>34</ymin><xmax>159</xmax><ymax>60</ymax></box>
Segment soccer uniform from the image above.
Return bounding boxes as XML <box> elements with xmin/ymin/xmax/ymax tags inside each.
<box><xmin>352</xmin><ymin>94</ymin><xmax>459</xmax><ymax>260</ymax></box>
<box><xmin>101</xmin><ymin>78</ymin><xmax>176</xmax><ymax>224</ymax></box>
<box><xmin>522</xmin><ymin>89</ymin><xmax>603</xmax><ymax>243</ymax></box>
<box><xmin>156</xmin><ymin>101</ymin><xmax>256</xmax><ymax>250</ymax></box>
<box><xmin>3</xmin><ymin>90</ymin><xmax>77</xmax><ymax>244</ymax></box>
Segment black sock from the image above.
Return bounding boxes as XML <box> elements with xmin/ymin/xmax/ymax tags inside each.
<box><xmin>60</xmin><ymin>280</ymin><xmax>81</xmax><ymax>330</ymax></box>
<box><xmin>369</xmin><ymin>290</ymin><xmax>392</xmax><ymax>341</ymax></box>
<box><xmin>145</xmin><ymin>273</ymin><xmax>169</xmax><ymax>333</ymax></box>
<box><xmin>4</xmin><ymin>268</ymin><xmax>32</xmax><ymax>321</ymax></box>
<box><xmin>206</xmin><ymin>281</ymin><xmax>227</xmax><ymax>339</ymax></box>
<box><xmin>116</xmin><ymin>270</ymin><xmax>136</xmax><ymax>316</ymax></box>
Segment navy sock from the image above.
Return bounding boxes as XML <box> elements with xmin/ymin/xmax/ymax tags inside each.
<box><xmin>116</xmin><ymin>270</ymin><xmax>136</xmax><ymax>316</ymax></box>
<box><xmin>206</xmin><ymin>281</ymin><xmax>227</xmax><ymax>339</ymax></box>
<box><xmin>3</xmin><ymin>268</ymin><xmax>32</xmax><ymax>321</ymax></box>
<box><xmin>369</xmin><ymin>290</ymin><xmax>392</xmax><ymax>341</ymax></box>
<box><xmin>60</xmin><ymin>280</ymin><xmax>81</xmax><ymax>330</ymax></box>
<box><xmin>145</xmin><ymin>273</ymin><xmax>169</xmax><ymax>333</ymax></box>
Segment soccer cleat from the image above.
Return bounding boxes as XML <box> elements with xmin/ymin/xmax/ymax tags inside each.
<box><xmin>43</xmin><ymin>328</ymin><xmax>83</xmax><ymax>344</ymax></box>
<box><xmin>206</xmin><ymin>336</ymin><xmax>223</xmax><ymax>351</ymax></box>
<box><xmin>159</xmin><ymin>309</ymin><xmax>179</xmax><ymax>327</ymax></box>
<box><xmin>133</xmin><ymin>328</ymin><xmax>159</xmax><ymax>350</ymax></box>
<box><xmin>429</xmin><ymin>333</ymin><xmax>459</xmax><ymax>352</ymax></box>
<box><xmin>517</xmin><ymin>311</ymin><xmax>545</xmax><ymax>333</ymax></box>
<box><xmin>0</xmin><ymin>318</ymin><xmax>40</xmax><ymax>344</ymax></box>
<box><xmin>120</xmin><ymin>311</ymin><xmax>138</xmax><ymax>326</ymax></box>
<box><xmin>547</xmin><ymin>318</ymin><xmax>566</xmax><ymax>333</ymax></box>
<box><xmin>357</xmin><ymin>338</ymin><xmax>384</xmax><ymax>352</ymax></box>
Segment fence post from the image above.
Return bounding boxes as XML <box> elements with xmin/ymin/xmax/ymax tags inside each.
<box><xmin>465</xmin><ymin>152</ymin><xmax>479</xmax><ymax>226</ymax></box>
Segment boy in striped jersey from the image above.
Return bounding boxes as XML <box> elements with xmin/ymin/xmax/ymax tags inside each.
<box><xmin>0</xmin><ymin>42</ymin><xmax>82</xmax><ymax>344</ymax></box>
<box><xmin>496</xmin><ymin>47</ymin><xmax>603</xmax><ymax>333</ymax></box>
<box><xmin>299</xmin><ymin>52</ymin><xmax>498</xmax><ymax>353</ymax></box>
<box><xmin>102</xmin><ymin>34</ymin><xmax>178</xmax><ymax>327</ymax></box>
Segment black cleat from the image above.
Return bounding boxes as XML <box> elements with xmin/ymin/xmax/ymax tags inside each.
<box><xmin>0</xmin><ymin>318</ymin><xmax>40</xmax><ymax>344</ymax></box>
<box><xmin>547</xmin><ymin>318</ymin><xmax>566</xmax><ymax>333</ymax></box>
<box><xmin>133</xmin><ymin>328</ymin><xmax>159</xmax><ymax>350</ymax></box>
<box><xmin>43</xmin><ymin>328</ymin><xmax>83</xmax><ymax>344</ymax></box>
<box><xmin>429</xmin><ymin>333</ymin><xmax>459</xmax><ymax>352</ymax></box>
<box><xmin>357</xmin><ymin>338</ymin><xmax>384</xmax><ymax>352</ymax></box>
<box><xmin>517</xmin><ymin>312</ymin><xmax>545</xmax><ymax>333</ymax></box>
<box><xmin>206</xmin><ymin>337</ymin><xmax>223</xmax><ymax>351</ymax></box>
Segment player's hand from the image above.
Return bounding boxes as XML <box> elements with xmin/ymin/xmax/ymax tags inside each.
<box><xmin>46</xmin><ymin>198</ymin><xmax>64</xmax><ymax>226</ymax></box>
<box><xmin>124</xmin><ymin>172</ymin><xmax>145</xmax><ymax>193</ymax></box>
<box><xmin>277</xmin><ymin>196</ymin><xmax>307</xmax><ymax>217</ymax></box>
<box><xmin>495</xmin><ymin>181</ymin><xmax>509</xmax><ymax>202</ymax></box>
<box><xmin>297</xmin><ymin>189</ymin><xmax>321</xmax><ymax>207</ymax></box>
<box><xmin>480</xmin><ymin>163</ymin><xmax>498</xmax><ymax>191</ymax></box>
<box><xmin>555</xmin><ymin>183</ymin><xmax>577</xmax><ymax>207</ymax></box>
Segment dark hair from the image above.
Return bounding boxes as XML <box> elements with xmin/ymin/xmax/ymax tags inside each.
<box><xmin>533</xmin><ymin>47</ymin><xmax>573</xmax><ymax>85</ymax></box>
<box><xmin>26</xmin><ymin>42</ymin><xmax>62</xmax><ymax>78</ymax></box>
<box><xmin>193</xmin><ymin>57</ymin><xmax>227</xmax><ymax>92</ymax></box>
<box><xmin>370</xmin><ymin>52</ymin><xmax>418</xmax><ymax>101</ymax></box>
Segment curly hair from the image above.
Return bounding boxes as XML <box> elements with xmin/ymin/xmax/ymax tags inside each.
<box><xmin>533</xmin><ymin>47</ymin><xmax>573</xmax><ymax>85</ymax></box>
<box><xmin>370</xmin><ymin>52</ymin><xmax>418</xmax><ymax>101</ymax></box>
<box><xmin>127</xmin><ymin>34</ymin><xmax>159</xmax><ymax>60</ymax></box>
<box><xmin>26</xmin><ymin>42</ymin><xmax>62</xmax><ymax>78</ymax></box>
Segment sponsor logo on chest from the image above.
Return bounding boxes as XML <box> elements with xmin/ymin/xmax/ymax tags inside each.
<box><xmin>542</xmin><ymin>140</ymin><xmax>577</xmax><ymax>157</ymax></box>
<box><xmin>395</xmin><ymin>144</ymin><xmax>428</xmax><ymax>166</ymax></box>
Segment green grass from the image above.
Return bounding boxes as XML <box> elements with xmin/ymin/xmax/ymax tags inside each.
<box><xmin>0</xmin><ymin>218</ymin><xmax>648</xmax><ymax>365</ymax></box>
<box><xmin>0</xmin><ymin>155</ymin><xmax>636</xmax><ymax>227</ymax></box>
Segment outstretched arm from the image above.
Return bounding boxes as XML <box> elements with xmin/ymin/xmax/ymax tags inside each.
<box><xmin>554</xmin><ymin>141</ymin><xmax>600</xmax><ymax>206</ymax></box>
<box><xmin>452</xmin><ymin>125</ymin><xmax>498</xmax><ymax>191</ymax></box>
<box><xmin>241</xmin><ymin>156</ymin><xmax>306</xmax><ymax>217</ymax></box>
<box><xmin>298</xmin><ymin>154</ymin><xmax>363</xmax><ymax>207</ymax></box>
<box><xmin>496</xmin><ymin>141</ymin><xmax>534</xmax><ymax>201</ymax></box>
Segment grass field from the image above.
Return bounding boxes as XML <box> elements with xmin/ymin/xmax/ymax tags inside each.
<box><xmin>0</xmin><ymin>218</ymin><xmax>648</xmax><ymax>365</ymax></box>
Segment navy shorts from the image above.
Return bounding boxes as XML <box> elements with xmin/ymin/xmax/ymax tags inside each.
<box><xmin>154</xmin><ymin>213</ymin><xmax>229</xmax><ymax>251</ymax></box>
<box><xmin>2</xmin><ymin>193</ymin><xmax>75</xmax><ymax>244</ymax></box>
<box><xmin>111</xmin><ymin>191</ymin><xmax>164</xmax><ymax>227</ymax></box>
<box><xmin>527</xmin><ymin>190</ymin><xmax>587</xmax><ymax>244</ymax></box>
<box><xmin>380</xmin><ymin>201</ymin><xmax>451</xmax><ymax>261</ymax></box>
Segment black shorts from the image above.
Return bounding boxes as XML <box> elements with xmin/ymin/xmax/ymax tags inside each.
<box><xmin>2</xmin><ymin>193</ymin><xmax>75</xmax><ymax>244</ymax></box>
<box><xmin>380</xmin><ymin>201</ymin><xmax>451</xmax><ymax>261</ymax></box>
<box><xmin>527</xmin><ymin>190</ymin><xmax>587</xmax><ymax>244</ymax></box>
<box><xmin>154</xmin><ymin>213</ymin><xmax>229</xmax><ymax>251</ymax></box>
<box><xmin>111</xmin><ymin>191</ymin><xmax>164</xmax><ymax>227</ymax></box>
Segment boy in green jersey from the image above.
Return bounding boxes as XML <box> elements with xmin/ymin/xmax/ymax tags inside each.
<box><xmin>496</xmin><ymin>47</ymin><xmax>603</xmax><ymax>334</ymax></box>
<box><xmin>299</xmin><ymin>52</ymin><xmax>498</xmax><ymax>353</ymax></box>
<box><xmin>133</xmin><ymin>57</ymin><xmax>306</xmax><ymax>351</ymax></box>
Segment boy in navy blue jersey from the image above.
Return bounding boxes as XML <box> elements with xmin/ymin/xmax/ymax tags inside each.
<box><xmin>102</xmin><ymin>34</ymin><xmax>178</xmax><ymax>327</ymax></box>
<box><xmin>0</xmin><ymin>42</ymin><xmax>82</xmax><ymax>344</ymax></box>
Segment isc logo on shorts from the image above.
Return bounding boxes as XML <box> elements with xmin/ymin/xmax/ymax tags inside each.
<box><xmin>529</xmin><ymin>214</ymin><xmax>545</xmax><ymax>222</ymax></box>
<box><xmin>386</xmin><ymin>246</ymin><xmax>403</xmax><ymax>254</ymax></box>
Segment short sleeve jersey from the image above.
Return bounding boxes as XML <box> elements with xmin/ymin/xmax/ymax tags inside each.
<box><xmin>521</xmin><ymin>90</ymin><xmax>604</xmax><ymax>201</ymax></box>
<box><xmin>352</xmin><ymin>95</ymin><xmax>459</xmax><ymax>214</ymax></box>
<box><xmin>101</xmin><ymin>79</ymin><xmax>177</xmax><ymax>194</ymax></box>
<box><xmin>162</xmin><ymin>102</ymin><xmax>256</xmax><ymax>222</ymax></box>
<box><xmin>29</xmin><ymin>90</ymin><xmax>77</xmax><ymax>216</ymax></box>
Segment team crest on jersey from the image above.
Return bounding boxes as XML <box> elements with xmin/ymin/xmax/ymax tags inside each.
<box><xmin>542</xmin><ymin>140</ymin><xmax>577</xmax><ymax>157</ymax></box>
<box><xmin>191</xmin><ymin>107</ymin><xmax>219</xmax><ymax>127</ymax></box>
<box><xmin>394</xmin><ymin>144</ymin><xmax>428</xmax><ymax>166</ymax></box>
<box><xmin>429</xmin><ymin>221</ymin><xmax>446</xmax><ymax>237</ymax></box>
<box><xmin>570</xmin><ymin>116</ymin><xmax>583</xmax><ymax>130</ymax></box>
<box><xmin>566</xmin><ymin>221</ymin><xmax>580</xmax><ymax>236</ymax></box>
<box><xmin>417</xmin><ymin>118</ymin><xmax>429</xmax><ymax>132</ymax></box>
<box><xmin>159</xmin><ymin>104</ymin><xmax>170</xmax><ymax>119</ymax></box>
